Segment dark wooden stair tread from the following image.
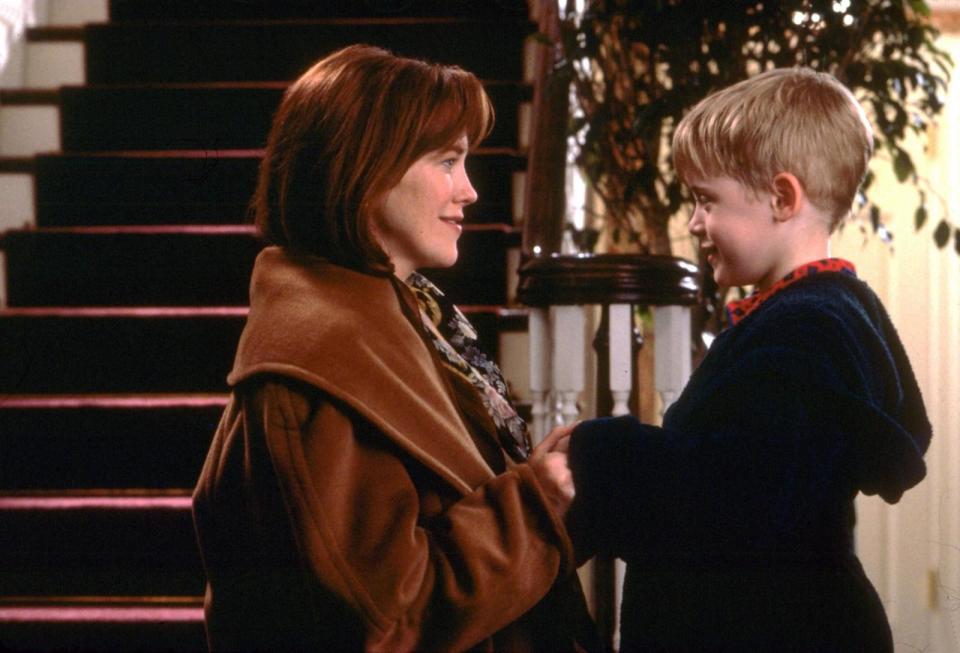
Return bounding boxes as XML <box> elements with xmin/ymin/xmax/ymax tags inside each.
<box><xmin>0</xmin><ymin>491</ymin><xmax>203</xmax><ymax>596</ymax></box>
<box><xmin>0</xmin><ymin>394</ymin><xmax>227</xmax><ymax>490</ymax></box>
<box><xmin>1</xmin><ymin>223</ymin><xmax>519</xmax><ymax>307</ymax></box>
<box><xmin>59</xmin><ymin>82</ymin><xmax>529</xmax><ymax>151</ymax></box>
<box><xmin>0</xmin><ymin>305</ymin><xmax>525</xmax><ymax>394</ymax></box>
<box><xmin>33</xmin><ymin>149</ymin><xmax>525</xmax><ymax>226</ymax></box>
<box><xmin>0</xmin><ymin>595</ymin><xmax>205</xmax><ymax>652</ymax></box>
<box><xmin>0</xmin><ymin>307</ymin><xmax>246</xmax><ymax>394</ymax></box>
<box><xmin>85</xmin><ymin>19</ymin><xmax>534</xmax><ymax>84</ymax></box>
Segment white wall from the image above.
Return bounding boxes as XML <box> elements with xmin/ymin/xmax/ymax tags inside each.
<box><xmin>833</xmin><ymin>30</ymin><xmax>960</xmax><ymax>653</ymax></box>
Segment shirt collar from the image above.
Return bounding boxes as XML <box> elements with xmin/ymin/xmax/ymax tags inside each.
<box><xmin>725</xmin><ymin>258</ymin><xmax>857</xmax><ymax>326</ymax></box>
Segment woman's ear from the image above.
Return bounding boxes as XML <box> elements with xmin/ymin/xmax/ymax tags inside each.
<box><xmin>770</xmin><ymin>172</ymin><xmax>804</xmax><ymax>222</ymax></box>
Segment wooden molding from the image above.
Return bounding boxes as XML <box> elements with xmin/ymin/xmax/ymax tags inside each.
<box><xmin>517</xmin><ymin>253</ymin><xmax>701</xmax><ymax>307</ymax></box>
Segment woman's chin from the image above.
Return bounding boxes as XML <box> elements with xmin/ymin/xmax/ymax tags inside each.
<box><xmin>430</xmin><ymin>251</ymin><xmax>460</xmax><ymax>270</ymax></box>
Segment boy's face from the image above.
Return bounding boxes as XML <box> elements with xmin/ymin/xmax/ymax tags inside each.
<box><xmin>687</xmin><ymin>176</ymin><xmax>784</xmax><ymax>290</ymax></box>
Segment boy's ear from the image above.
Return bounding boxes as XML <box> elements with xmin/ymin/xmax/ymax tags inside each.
<box><xmin>770</xmin><ymin>172</ymin><xmax>804</xmax><ymax>222</ymax></box>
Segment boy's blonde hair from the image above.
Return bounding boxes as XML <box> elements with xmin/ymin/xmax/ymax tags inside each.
<box><xmin>672</xmin><ymin>67</ymin><xmax>873</xmax><ymax>231</ymax></box>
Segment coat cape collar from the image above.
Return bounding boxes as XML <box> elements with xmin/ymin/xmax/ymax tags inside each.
<box><xmin>228</xmin><ymin>246</ymin><xmax>493</xmax><ymax>495</ymax></box>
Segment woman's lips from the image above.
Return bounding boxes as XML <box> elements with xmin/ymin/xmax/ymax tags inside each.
<box><xmin>441</xmin><ymin>217</ymin><xmax>463</xmax><ymax>233</ymax></box>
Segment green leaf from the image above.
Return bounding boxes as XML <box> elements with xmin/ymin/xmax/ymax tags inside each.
<box><xmin>908</xmin><ymin>0</ymin><xmax>932</xmax><ymax>18</ymax></box>
<box><xmin>933</xmin><ymin>220</ymin><xmax>950</xmax><ymax>248</ymax></box>
<box><xmin>892</xmin><ymin>149</ymin><xmax>914</xmax><ymax>182</ymax></box>
<box><xmin>914</xmin><ymin>205</ymin><xmax>928</xmax><ymax>230</ymax></box>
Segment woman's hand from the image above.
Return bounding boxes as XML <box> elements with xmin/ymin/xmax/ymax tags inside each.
<box><xmin>529</xmin><ymin>423</ymin><xmax>577</xmax><ymax>518</ymax></box>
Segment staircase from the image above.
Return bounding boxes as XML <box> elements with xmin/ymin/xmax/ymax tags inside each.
<box><xmin>0</xmin><ymin>1</ymin><xmax>533</xmax><ymax>650</ymax></box>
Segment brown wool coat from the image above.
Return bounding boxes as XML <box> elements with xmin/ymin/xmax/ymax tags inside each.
<box><xmin>192</xmin><ymin>247</ymin><xmax>595</xmax><ymax>652</ymax></box>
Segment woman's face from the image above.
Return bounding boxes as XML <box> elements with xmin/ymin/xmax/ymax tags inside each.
<box><xmin>375</xmin><ymin>135</ymin><xmax>478</xmax><ymax>279</ymax></box>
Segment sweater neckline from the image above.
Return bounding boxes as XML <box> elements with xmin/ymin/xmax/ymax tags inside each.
<box><xmin>725</xmin><ymin>258</ymin><xmax>857</xmax><ymax>326</ymax></box>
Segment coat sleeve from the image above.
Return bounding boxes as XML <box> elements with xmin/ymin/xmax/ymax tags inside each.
<box><xmin>242</xmin><ymin>376</ymin><xmax>573</xmax><ymax>652</ymax></box>
<box><xmin>567</xmin><ymin>305</ymin><xmax>925</xmax><ymax>561</ymax></box>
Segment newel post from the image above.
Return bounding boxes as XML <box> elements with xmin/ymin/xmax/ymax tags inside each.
<box><xmin>518</xmin><ymin>254</ymin><xmax>700</xmax><ymax>651</ymax></box>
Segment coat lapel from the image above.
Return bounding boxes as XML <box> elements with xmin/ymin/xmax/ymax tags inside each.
<box><xmin>228</xmin><ymin>247</ymin><xmax>494</xmax><ymax>495</ymax></box>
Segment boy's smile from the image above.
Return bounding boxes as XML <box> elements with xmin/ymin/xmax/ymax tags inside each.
<box><xmin>687</xmin><ymin>176</ymin><xmax>785</xmax><ymax>291</ymax></box>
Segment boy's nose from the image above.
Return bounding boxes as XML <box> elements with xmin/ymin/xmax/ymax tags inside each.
<box><xmin>687</xmin><ymin>209</ymin><xmax>704</xmax><ymax>237</ymax></box>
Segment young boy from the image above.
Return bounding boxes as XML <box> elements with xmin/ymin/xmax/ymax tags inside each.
<box><xmin>567</xmin><ymin>68</ymin><xmax>932</xmax><ymax>652</ymax></box>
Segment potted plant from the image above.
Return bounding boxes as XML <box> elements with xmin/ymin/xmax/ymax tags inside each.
<box><xmin>556</xmin><ymin>0</ymin><xmax>953</xmax><ymax>262</ymax></box>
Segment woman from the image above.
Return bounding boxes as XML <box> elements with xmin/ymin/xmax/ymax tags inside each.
<box><xmin>192</xmin><ymin>44</ymin><xmax>597</xmax><ymax>652</ymax></box>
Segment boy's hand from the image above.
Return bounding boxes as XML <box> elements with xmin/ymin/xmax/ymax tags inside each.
<box><xmin>530</xmin><ymin>423</ymin><xmax>578</xmax><ymax>518</ymax></box>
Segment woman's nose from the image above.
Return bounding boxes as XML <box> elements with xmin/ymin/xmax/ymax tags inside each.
<box><xmin>456</xmin><ymin>170</ymin><xmax>478</xmax><ymax>206</ymax></box>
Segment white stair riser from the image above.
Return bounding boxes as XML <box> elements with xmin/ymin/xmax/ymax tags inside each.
<box><xmin>0</xmin><ymin>105</ymin><xmax>59</xmax><ymax>155</ymax></box>
<box><xmin>25</xmin><ymin>42</ymin><xmax>84</xmax><ymax>87</ymax></box>
<box><xmin>0</xmin><ymin>174</ymin><xmax>34</xmax><ymax>229</ymax></box>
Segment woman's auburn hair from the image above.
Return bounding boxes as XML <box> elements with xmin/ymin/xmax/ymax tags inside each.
<box><xmin>672</xmin><ymin>67</ymin><xmax>874</xmax><ymax>230</ymax></box>
<box><xmin>253</xmin><ymin>44</ymin><xmax>494</xmax><ymax>272</ymax></box>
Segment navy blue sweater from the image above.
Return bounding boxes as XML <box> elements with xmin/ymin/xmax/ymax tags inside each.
<box><xmin>569</xmin><ymin>272</ymin><xmax>931</xmax><ymax>652</ymax></box>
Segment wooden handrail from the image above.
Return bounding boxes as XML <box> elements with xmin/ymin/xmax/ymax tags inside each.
<box><xmin>522</xmin><ymin>0</ymin><xmax>568</xmax><ymax>257</ymax></box>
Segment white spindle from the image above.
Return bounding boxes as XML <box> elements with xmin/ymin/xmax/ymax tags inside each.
<box><xmin>528</xmin><ymin>307</ymin><xmax>551</xmax><ymax>443</ymax></box>
<box><xmin>608</xmin><ymin>303</ymin><xmax>633</xmax><ymax>417</ymax></box>
<box><xmin>550</xmin><ymin>305</ymin><xmax>585</xmax><ymax>426</ymax></box>
<box><xmin>653</xmin><ymin>305</ymin><xmax>692</xmax><ymax>417</ymax></box>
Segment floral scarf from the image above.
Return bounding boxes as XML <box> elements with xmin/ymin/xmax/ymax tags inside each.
<box><xmin>406</xmin><ymin>272</ymin><xmax>531</xmax><ymax>462</ymax></box>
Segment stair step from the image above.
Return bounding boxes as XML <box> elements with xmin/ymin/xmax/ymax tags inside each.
<box><xmin>0</xmin><ymin>597</ymin><xmax>205</xmax><ymax>653</ymax></box>
<box><xmin>0</xmin><ymin>308</ymin><xmax>245</xmax><ymax>394</ymax></box>
<box><xmin>0</xmin><ymin>395</ymin><xmax>225</xmax><ymax>490</ymax></box>
<box><xmin>0</xmin><ymin>89</ymin><xmax>60</xmax><ymax>106</ymax></box>
<box><xmin>0</xmin><ymin>157</ymin><xmax>35</xmax><ymax>174</ymax></box>
<box><xmin>109</xmin><ymin>0</ymin><xmax>529</xmax><ymax>20</ymax></box>
<box><xmin>1</xmin><ymin>6</ymin><xmax>532</xmax><ymax>651</ymax></box>
<box><xmin>2</xmin><ymin>225</ymin><xmax>260</xmax><ymax>306</ymax></box>
<box><xmin>34</xmin><ymin>149</ymin><xmax>525</xmax><ymax>226</ymax></box>
<box><xmin>25</xmin><ymin>27</ymin><xmax>85</xmax><ymax>42</ymax></box>
<box><xmin>0</xmin><ymin>492</ymin><xmax>203</xmax><ymax>596</ymax></box>
<box><xmin>1</xmin><ymin>225</ymin><xmax>519</xmax><ymax>307</ymax></box>
<box><xmin>85</xmin><ymin>19</ymin><xmax>533</xmax><ymax>84</ymax></box>
<box><xmin>0</xmin><ymin>304</ymin><xmax>520</xmax><ymax>394</ymax></box>
<box><xmin>60</xmin><ymin>82</ymin><xmax>529</xmax><ymax>151</ymax></box>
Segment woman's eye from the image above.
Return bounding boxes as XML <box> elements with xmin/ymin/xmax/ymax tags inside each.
<box><xmin>441</xmin><ymin>158</ymin><xmax>456</xmax><ymax>169</ymax></box>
